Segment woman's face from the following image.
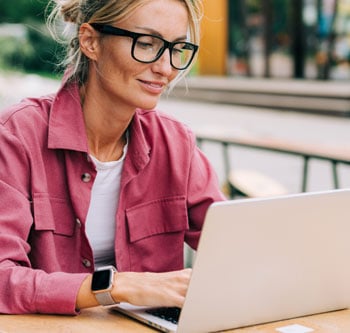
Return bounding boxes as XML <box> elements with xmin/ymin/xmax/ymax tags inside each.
<box><xmin>91</xmin><ymin>0</ymin><xmax>189</xmax><ymax>112</ymax></box>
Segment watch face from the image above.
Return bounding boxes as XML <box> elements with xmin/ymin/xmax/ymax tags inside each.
<box><xmin>91</xmin><ymin>269</ymin><xmax>112</xmax><ymax>291</ymax></box>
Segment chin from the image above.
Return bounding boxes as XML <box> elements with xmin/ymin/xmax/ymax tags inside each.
<box><xmin>138</xmin><ymin>98</ymin><xmax>159</xmax><ymax>111</ymax></box>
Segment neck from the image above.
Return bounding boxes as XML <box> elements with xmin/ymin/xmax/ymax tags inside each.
<box><xmin>80</xmin><ymin>85</ymin><xmax>133</xmax><ymax>162</ymax></box>
<box><xmin>88</xmin><ymin>132</ymin><xmax>127</xmax><ymax>162</ymax></box>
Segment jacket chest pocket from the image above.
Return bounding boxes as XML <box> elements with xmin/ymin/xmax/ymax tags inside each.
<box><xmin>126</xmin><ymin>196</ymin><xmax>188</xmax><ymax>243</ymax></box>
<box><xmin>125</xmin><ymin>196</ymin><xmax>189</xmax><ymax>271</ymax></box>
<box><xmin>32</xmin><ymin>193</ymin><xmax>75</xmax><ymax>236</ymax></box>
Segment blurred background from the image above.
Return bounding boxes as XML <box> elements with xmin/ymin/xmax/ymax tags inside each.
<box><xmin>201</xmin><ymin>0</ymin><xmax>350</xmax><ymax>80</ymax></box>
<box><xmin>0</xmin><ymin>0</ymin><xmax>350</xmax><ymax>197</ymax></box>
<box><xmin>0</xmin><ymin>0</ymin><xmax>349</xmax><ymax>79</ymax></box>
<box><xmin>0</xmin><ymin>1</ymin><xmax>61</xmax><ymax>77</ymax></box>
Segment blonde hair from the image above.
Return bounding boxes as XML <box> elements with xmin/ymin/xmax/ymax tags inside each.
<box><xmin>47</xmin><ymin>0</ymin><xmax>203</xmax><ymax>85</ymax></box>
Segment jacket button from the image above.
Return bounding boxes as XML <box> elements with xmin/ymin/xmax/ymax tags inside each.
<box><xmin>76</xmin><ymin>218</ymin><xmax>82</xmax><ymax>228</ymax></box>
<box><xmin>82</xmin><ymin>259</ymin><xmax>92</xmax><ymax>268</ymax></box>
<box><xmin>81</xmin><ymin>173</ymin><xmax>92</xmax><ymax>182</ymax></box>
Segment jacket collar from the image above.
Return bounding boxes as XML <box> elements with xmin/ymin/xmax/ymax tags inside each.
<box><xmin>47</xmin><ymin>78</ymin><xmax>151</xmax><ymax>172</ymax></box>
<box><xmin>48</xmin><ymin>80</ymin><xmax>89</xmax><ymax>152</ymax></box>
<box><xmin>127</xmin><ymin>110</ymin><xmax>151</xmax><ymax>172</ymax></box>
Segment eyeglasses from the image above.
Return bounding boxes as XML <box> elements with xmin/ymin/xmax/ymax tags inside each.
<box><xmin>90</xmin><ymin>23</ymin><xmax>198</xmax><ymax>70</ymax></box>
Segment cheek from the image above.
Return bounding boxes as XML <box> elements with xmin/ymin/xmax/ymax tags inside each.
<box><xmin>99</xmin><ymin>44</ymin><xmax>143</xmax><ymax>79</ymax></box>
<box><xmin>169</xmin><ymin>70</ymin><xmax>179</xmax><ymax>82</ymax></box>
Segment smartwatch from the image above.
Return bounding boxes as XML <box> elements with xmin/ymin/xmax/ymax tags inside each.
<box><xmin>91</xmin><ymin>265</ymin><xmax>117</xmax><ymax>306</ymax></box>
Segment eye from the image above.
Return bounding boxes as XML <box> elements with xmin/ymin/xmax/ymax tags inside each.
<box><xmin>136</xmin><ymin>40</ymin><xmax>155</xmax><ymax>50</ymax></box>
<box><xmin>136</xmin><ymin>36</ymin><xmax>163</xmax><ymax>51</ymax></box>
<box><xmin>172</xmin><ymin>43</ymin><xmax>193</xmax><ymax>56</ymax></box>
<box><xmin>172</xmin><ymin>47</ymin><xmax>183</xmax><ymax>55</ymax></box>
<box><xmin>137</xmin><ymin>42</ymin><xmax>152</xmax><ymax>51</ymax></box>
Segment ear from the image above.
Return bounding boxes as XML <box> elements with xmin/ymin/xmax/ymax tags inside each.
<box><xmin>79</xmin><ymin>23</ymin><xmax>100</xmax><ymax>61</ymax></box>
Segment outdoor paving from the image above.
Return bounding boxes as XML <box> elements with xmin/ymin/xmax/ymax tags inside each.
<box><xmin>0</xmin><ymin>71</ymin><xmax>60</xmax><ymax>109</ymax></box>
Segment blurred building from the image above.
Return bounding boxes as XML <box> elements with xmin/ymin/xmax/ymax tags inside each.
<box><xmin>198</xmin><ymin>0</ymin><xmax>350</xmax><ymax>80</ymax></box>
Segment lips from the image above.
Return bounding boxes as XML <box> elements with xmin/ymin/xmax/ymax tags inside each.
<box><xmin>139</xmin><ymin>79</ymin><xmax>167</xmax><ymax>94</ymax></box>
<box><xmin>141</xmin><ymin>80</ymin><xmax>165</xmax><ymax>88</ymax></box>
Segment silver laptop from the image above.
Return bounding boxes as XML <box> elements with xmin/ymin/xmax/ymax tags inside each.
<box><xmin>111</xmin><ymin>189</ymin><xmax>350</xmax><ymax>332</ymax></box>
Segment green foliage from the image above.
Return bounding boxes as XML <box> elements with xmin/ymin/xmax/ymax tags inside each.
<box><xmin>0</xmin><ymin>36</ymin><xmax>32</xmax><ymax>69</ymax></box>
<box><xmin>247</xmin><ymin>0</ymin><xmax>260</xmax><ymax>13</ymax></box>
<box><xmin>0</xmin><ymin>24</ymin><xmax>64</xmax><ymax>75</ymax></box>
<box><xmin>0</xmin><ymin>1</ymin><xmax>64</xmax><ymax>76</ymax></box>
<box><xmin>0</xmin><ymin>0</ymin><xmax>49</xmax><ymax>24</ymax></box>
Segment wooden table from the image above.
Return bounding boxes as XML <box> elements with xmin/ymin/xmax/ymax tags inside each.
<box><xmin>1</xmin><ymin>307</ymin><xmax>350</xmax><ymax>332</ymax></box>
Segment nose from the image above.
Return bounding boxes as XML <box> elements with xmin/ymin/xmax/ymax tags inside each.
<box><xmin>151</xmin><ymin>49</ymin><xmax>174</xmax><ymax>77</ymax></box>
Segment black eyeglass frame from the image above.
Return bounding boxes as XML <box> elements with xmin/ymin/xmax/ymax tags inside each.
<box><xmin>90</xmin><ymin>23</ymin><xmax>199</xmax><ymax>70</ymax></box>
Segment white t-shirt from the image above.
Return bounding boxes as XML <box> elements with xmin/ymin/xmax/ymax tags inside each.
<box><xmin>85</xmin><ymin>143</ymin><xmax>128</xmax><ymax>268</ymax></box>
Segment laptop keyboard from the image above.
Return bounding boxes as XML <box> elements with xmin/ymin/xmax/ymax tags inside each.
<box><xmin>146</xmin><ymin>307</ymin><xmax>181</xmax><ymax>324</ymax></box>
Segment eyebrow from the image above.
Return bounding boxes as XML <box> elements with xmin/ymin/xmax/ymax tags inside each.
<box><xmin>135</xmin><ymin>26</ymin><xmax>188</xmax><ymax>42</ymax></box>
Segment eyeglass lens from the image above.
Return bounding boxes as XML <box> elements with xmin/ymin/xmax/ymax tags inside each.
<box><xmin>133</xmin><ymin>35</ymin><xmax>195</xmax><ymax>69</ymax></box>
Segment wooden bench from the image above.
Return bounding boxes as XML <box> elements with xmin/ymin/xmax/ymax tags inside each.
<box><xmin>196</xmin><ymin>131</ymin><xmax>350</xmax><ymax>196</ymax></box>
<box><xmin>226</xmin><ymin>169</ymin><xmax>288</xmax><ymax>198</ymax></box>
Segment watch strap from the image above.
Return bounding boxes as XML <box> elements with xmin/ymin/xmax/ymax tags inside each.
<box><xmin>95</xmin><ymin>291</ymin><xmax>116</xmax><ymax>306</ymax></box>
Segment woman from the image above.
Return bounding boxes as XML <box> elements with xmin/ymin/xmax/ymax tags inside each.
<box><xmin>0</xmin><ymin>0</ymin><xmax>225</xmax><ymax>315</ymax></box>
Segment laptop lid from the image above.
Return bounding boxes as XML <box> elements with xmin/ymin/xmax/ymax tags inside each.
<box><xmin>113</xmin><ymin>189</ymin><xmax>350</xmax><ymax>332</ymax></box>
<box><xmin>178</xmin><ymin>189</ymin><xmax>350</xmax><ymax>332</ymax></box>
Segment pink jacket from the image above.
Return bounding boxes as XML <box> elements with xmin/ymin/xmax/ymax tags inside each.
<box><xmin>0</xmin><ymin>80</ymin><xmax>225</xmax><ymax>315</ymax></box>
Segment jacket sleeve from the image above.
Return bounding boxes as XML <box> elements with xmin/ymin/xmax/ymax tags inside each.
<box><xmin>0</xmin><ymin>125</ymin><xmax>88</xmax><ymax>314</ymax></box>
<box><xmin>185</xmin><ymin>131</ymin><xmax>227</xmax><ymax>249</ymax></box>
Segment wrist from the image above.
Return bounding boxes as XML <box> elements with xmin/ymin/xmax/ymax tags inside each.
<box><xmin>91</xmin><ymin>265</ymin><xmax>118</xmax><ymax>306</ymax></box>
<box><xmin>112</xmin><ymin>271</ymin><xmax>148</xmax><ymax>305</ymax></box>
<box><xmin>76</xmin><ymin>274</ymin><xmax>99</xmax><ymax>310</ymax></box>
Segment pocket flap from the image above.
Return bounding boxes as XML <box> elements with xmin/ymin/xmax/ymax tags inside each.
<box><xmin>126</xmin><ymin>196</ymin><xmax>188</xmax><ymax>243</ymax></box>
<box><xmin>32</xmin><ymin>193</ymin><xmax>75</xmax><ymax>236</ymax></box>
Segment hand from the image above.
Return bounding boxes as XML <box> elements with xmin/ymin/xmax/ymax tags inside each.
<box><xmin>112</xmin><ymin>268</ymin><xmax>192</xmax><ymax>308</ymax></box>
